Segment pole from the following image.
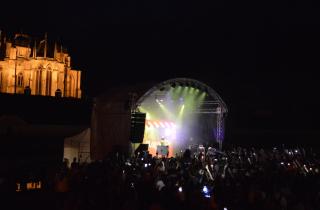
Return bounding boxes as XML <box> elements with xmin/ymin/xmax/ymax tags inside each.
<box><xmin>217</xmin><ymin>107</ymin><xmax>222</xmax><ymax>151</ymax></box>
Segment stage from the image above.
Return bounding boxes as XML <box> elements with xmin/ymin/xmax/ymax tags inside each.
<box><xmin>133</xmin><ymin>78</ymin><xmax>227</xmax><ymax>157</ymax></box>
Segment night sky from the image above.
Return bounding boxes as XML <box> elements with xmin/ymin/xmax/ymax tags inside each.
<box><xmin>1</xmin><ymin>1</ymin><xmax>320</xmax><ymax>141</ymax></box>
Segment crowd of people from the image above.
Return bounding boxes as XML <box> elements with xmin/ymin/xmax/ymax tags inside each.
<box><xmin>45</xmin><ymin>146</ymin><xmax>320</xmax><ymax>210</ymax></box>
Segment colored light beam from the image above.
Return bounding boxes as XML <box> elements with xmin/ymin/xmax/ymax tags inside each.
<box><xmin>158</xmin><ymin>102</ymin><xmax>175</xmax><ymax>120</ymax></box>
<box><xmin>178</xmin><ymin>104</ymin><xmax>185</xmax><ymax>120</ymax></box>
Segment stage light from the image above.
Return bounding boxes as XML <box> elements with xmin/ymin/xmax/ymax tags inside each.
<box><xmin>176</xmin><ymin>85</ymin><xmax>183</xmax><ymax>94</ymax></box>
<box><xmin>199</xmin><ymin>92</ymin><xmax>206</xmax><ymax>101</ymax></box>
<box><xmin>190</xmin><ymin>83</ymin><xmax>195</xmax><ymax>88</ymax></box>
<box><xmin>199</xmin><ymin>86</ymin><xmax>208</xmax><ymax>93</ymax></box>
<box><xmin>176</xmin><ymin>82</ymin><xmax>182</xmax><ymax>87</ymax></box>
<box><xmin>165</xmin><ymin>128</ymin><xmax>172</xmax><ymax>136</ymax></box>
<box><xmin>189</xmin><ymin>87</ymin><xmax>195</xmax><ymax>94</ymax></box>
<box><xmin>181</xmin><ymin>86</ymin><xmax>189</xmax><ymax>97</ymax></box>
<box><xmin>178</xmin><ymin>186</ymin><xmax>183</xmax><ymax>192</ymax></box>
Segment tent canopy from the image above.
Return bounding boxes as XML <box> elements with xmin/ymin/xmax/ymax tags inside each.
<box><xmin>64</xmin><ymin>128</ymin><xmax>91</xmax><ymax>166</ymax></box>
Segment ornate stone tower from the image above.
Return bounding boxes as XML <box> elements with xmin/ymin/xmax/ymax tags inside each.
<box><xmin>0</xmin><ymin>32</ymin><xmax>82</xmax><ymax>98</ymax></box>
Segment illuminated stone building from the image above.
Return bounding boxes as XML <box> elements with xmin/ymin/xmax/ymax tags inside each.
<box><xmin>0</xmin><ymin>32</ymin><xmax>81</xmax><ymax>98</ymax></box>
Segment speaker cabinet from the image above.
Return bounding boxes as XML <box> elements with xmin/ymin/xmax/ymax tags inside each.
<box><xmin>130</xmin><ymin>112</ymin><xmax>146</xmax><ymax>143</ymax></box>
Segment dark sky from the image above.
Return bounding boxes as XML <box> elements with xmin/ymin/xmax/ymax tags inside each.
<box><xmin>1</xmin><ymin>1</ymin><xmax>320</xmax><ymax>135</ymax></box>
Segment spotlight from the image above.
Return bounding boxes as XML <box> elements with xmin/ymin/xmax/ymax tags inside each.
<box><xmin>177</xmin><ymin>82</ymin><xmax>183</xmax><ymax>87</ymax></box>
<box><xmin>198</xmin><ymin>86</ymin><xmax>205</xmax><ymax>92</ymax></box>
<box><xmin>198</xmin><ymin>85</ymin><xmax>207</xmax><ymax>92</ymax></box>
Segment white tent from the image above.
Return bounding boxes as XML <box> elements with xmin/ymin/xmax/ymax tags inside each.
<box><xmin>63</xmin><ymin>128</ymin><xmax>91</xmax><ymax>166</ymax></box>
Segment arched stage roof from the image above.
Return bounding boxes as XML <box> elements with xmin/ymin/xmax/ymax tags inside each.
<box><xmin>134</xmin><ymin>78</ymin><xmax>228</xmax><ymax>114</ymax></box>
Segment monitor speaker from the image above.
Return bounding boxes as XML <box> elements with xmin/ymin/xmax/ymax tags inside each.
<box><xmin>135</xmin><ymin>143</ymin><xmax>149</xmax><ymax>155</ymax></box>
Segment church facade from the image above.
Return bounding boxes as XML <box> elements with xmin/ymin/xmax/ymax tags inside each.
<box><xmin>0</xmin><ymin>32</ymin><xmax>81</xmax><ymax>98</ymax></box>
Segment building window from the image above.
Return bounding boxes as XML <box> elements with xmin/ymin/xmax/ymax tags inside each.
<box><xmin>17</xmin><ymin>73</ymin><xmax>23</xmax><ymax>87</ymax></box>
<box><xmin>67</xmin><ymin>75</ymin><xmax>74</xmax><ymax>97</ymax></box>
<box><xmin>46</xmin><ymin>69</ymin><xmax>52</xmax><ymax>96</ymax></box>
<box><xmin>36</xmin><ymin>67</ymin><xmax>42</xmax><ymax>95</ymax></box>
